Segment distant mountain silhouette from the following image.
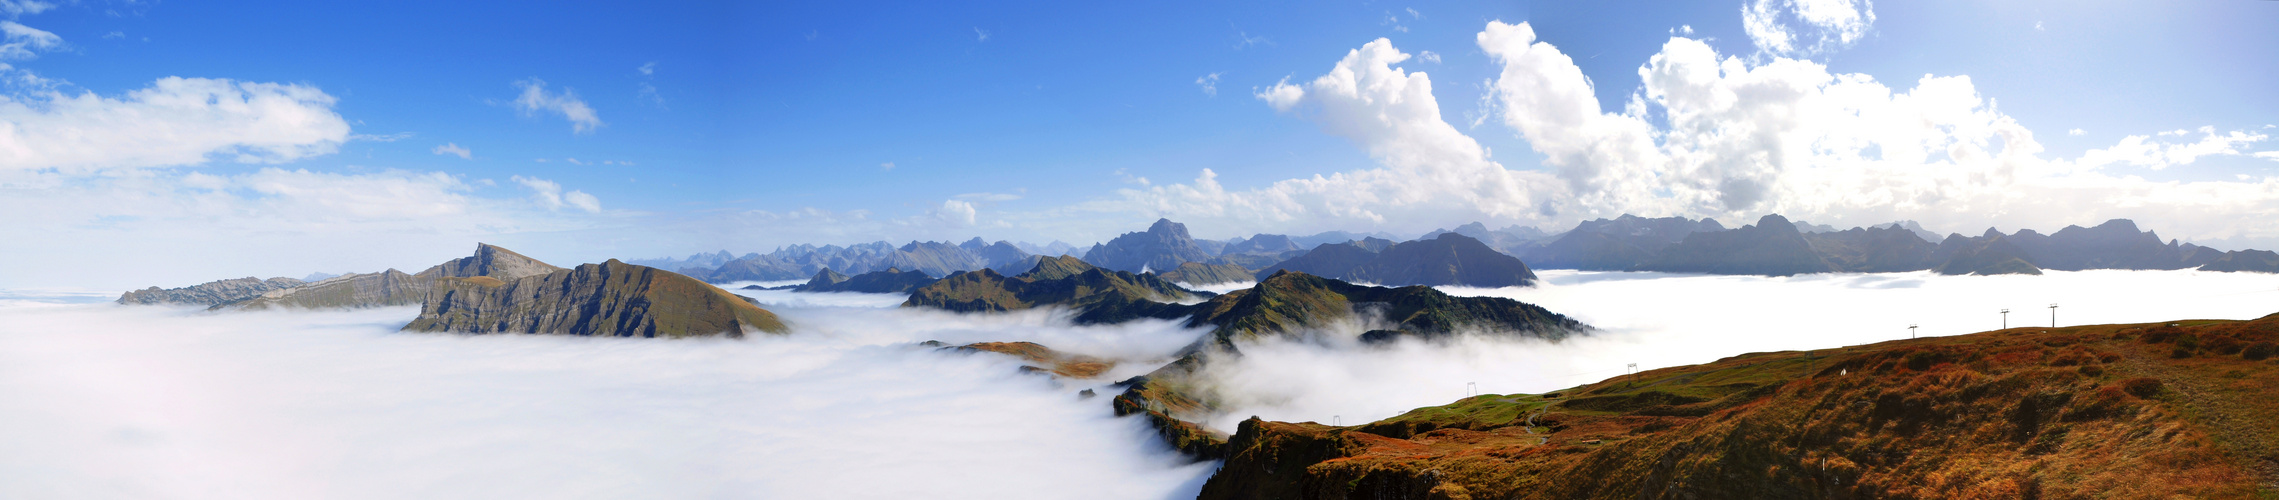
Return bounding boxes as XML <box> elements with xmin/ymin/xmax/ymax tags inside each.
<box><xmin>1521</xmin><ymin>215</ymin><xmax>1726</xmax><ymax>270</ymax></box>
<box><xmin>1633</xmin><ymin>215</ymin><xmax>1837</xmax><ymax>276</ymax></box>
<box><xmin>1081</xmin><ymin>219</ymin><xmax>1216</xmax><ymax>273</ymax></box>
<box><xmin>1255</xmin><ymin>234</ymin><xmax>1535</xmax><ymax>287</ymax></box>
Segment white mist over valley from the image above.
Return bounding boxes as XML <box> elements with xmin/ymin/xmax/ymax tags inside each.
<box><xmin>4</xmin><ymin>269</ymin><xmax>2270</xmax><ymax>499</ymax></box>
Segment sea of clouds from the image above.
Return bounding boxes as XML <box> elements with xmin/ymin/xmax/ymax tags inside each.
<box><xmin>2</xmin><ymin>270</ymin><xmax>2273</xmax><ymax>499</ymax></box>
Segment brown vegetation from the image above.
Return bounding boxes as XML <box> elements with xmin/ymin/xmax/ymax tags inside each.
<box><xmin>1202</xmin><ymin>313</ymin><xmax>2279</xmax><ymax>499</ymax></box>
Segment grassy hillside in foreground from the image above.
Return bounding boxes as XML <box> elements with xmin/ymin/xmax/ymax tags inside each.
<box><xmin>1202</xmin><ymin>314</ymin><xmax>2279</xmax><ymax>499</ymax></box>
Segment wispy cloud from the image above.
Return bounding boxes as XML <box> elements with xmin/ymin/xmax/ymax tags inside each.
<box><xmin>513</xmin><ymin>175</ymin><xmax>601</xmax><ymax>213</ymax></box>
<box><xmin>431</xmin><ymin>142</ymin><xmax>472</xmax><ymax>160</ymax></box>
<box><xmin>1</xmin><ymin>20</ymin><xmax>64</xmax><ymax>61</ymax></box>
<box><xmin>511</xmin><ymin>79</ymin><xmax>603</xmax><ymax>134</ymax></box>
<box><xmin>1194</xmin><ymin>72</ymin><xmax>1221</xmax><ymax>97</ymax></box>
<box><xmin>974</xmin><ymin>27</ymin><xmax>990</xmax><ymax>42</ymax></box>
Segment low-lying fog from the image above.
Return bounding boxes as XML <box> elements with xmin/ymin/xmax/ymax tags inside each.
<box><xmin>1</xmin><ymin>270</ymin><xmax>2271</xmax><ymax>499</ymax></box>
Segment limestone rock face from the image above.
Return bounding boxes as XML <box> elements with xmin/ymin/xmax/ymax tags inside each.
<box><xmin>414</xmin><ymin>243</ymin><xmax>565</xmax><ymax>281</ymax></box>
<box><xmin>117</xmin><ymin>277</ymin><xmax>306</xmax><ymax>306</ymax></box>
<box><xmin>403</xmin><ymin>259</ymin><xmax>787</xmax><ymax>338</ymax></box>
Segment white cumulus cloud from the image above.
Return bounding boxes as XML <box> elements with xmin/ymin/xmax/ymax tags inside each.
<box><xmin>511</xmin><ymin>79</ymin><xmax>603</xmax><ymax>134</ymax></box>
<box><xmin>1115</xmin><ymin>20</ymin><xmax>2279</xmax><ymax>246</ymax></box>
<box><xmin>1195</xmin><ymin>72</ymin><xmax>1220</xmax><ymax>96</ymax></box>
<box><xmin>0</xmin><ymin>77</ymin><xmax>350</xmax><ymax>171</ymax></box>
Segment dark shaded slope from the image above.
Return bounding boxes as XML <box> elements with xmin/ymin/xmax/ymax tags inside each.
<box><xmin>1804</xmin><ymin>224</ymin><xmax>1938</xmax><ymax>272</ymax></box>
<box><xmin>1522</xmin><ymin>214</ymin><xmax>1725</xmax><ymax>270</ymax></box>
<box><xmin>1633</xmin><ymin>214</ymin><xmax>1837</xmax><ymax>276</ymax></box>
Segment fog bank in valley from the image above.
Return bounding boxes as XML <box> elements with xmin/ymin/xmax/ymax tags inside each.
<box><xmin>2</xmin><ymin>269</ymin><xmax>2271</xmax><ymax>499</ymax></box>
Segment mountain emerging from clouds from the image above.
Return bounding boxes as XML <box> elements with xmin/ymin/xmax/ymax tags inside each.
<box><xmin>119</xmin><ymin>244</ymin><xmax>783</xmax><ymax>338</ymax></box>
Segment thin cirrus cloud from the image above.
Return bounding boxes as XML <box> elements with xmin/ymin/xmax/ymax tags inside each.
<box><xmin>1</xmin><ymin>20</ymin><xmax>63</xmax><ymax>60</ymax></box>
<box><xmin>1120</xmin><ymin>19</ymin><xmax>2279</xmax><ymax>246</ymax></box>
<box><xmin>511</xmin><ymin>79</ymin><xmax>603</xmax><ymax>134</ymax></box>
<box><xmin>0</xmin><ymin>77</ymin><xmax>350</xmax><ymax>172</ymax></box>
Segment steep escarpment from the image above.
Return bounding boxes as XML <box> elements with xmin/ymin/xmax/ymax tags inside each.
<box><xmin>117</xmin><ymin>276</ymin><xmax>306</xmax><ymax>306</ymax></box>
<box><xmin>403</xmin><ymin>259</ymin><xmax>786</xmax><ymax>337</ymax></box>
<box><xmin>1201</xmin><ymin>315</ymin><xmax>2279</xmax><ymax>499</ymax></box>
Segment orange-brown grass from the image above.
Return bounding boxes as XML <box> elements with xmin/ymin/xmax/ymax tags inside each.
<box><xmin>955</xmin><ymin>341</ymin><xmax>1115</xmax><ymax>379</ymax></box>
<box><xmin>1201</xmin><ymin>313</ymin><xmax>2279</xmax><ymax>499</ymax></box>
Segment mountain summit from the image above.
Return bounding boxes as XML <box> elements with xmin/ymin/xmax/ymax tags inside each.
<box><xmin>1081</xmin><ymin>218</ymin><xmax>1216</xmax><ymax>273</ymax></box>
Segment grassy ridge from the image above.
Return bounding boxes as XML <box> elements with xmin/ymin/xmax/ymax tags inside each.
<box><xmin>1203</xmin><ymin>315</ymin><xmax>2279</xmax><ymax>499</ymax></box>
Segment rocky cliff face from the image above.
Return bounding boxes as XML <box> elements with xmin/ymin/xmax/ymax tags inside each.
<box><xmin>403</xmin><ymin>259</ymin><xmax>786</xmax><ymax>337</ymax></box>
<box><xmin>117</xmin><ymin>276</ymin><xmax>306</xmax><ymax>306</ymax></box>
<box><xmin>1200</xmin><ymin>314</ymin><xmax>2279</xmax><ymax>499</ymax></box>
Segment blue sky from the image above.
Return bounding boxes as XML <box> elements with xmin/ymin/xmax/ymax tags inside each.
<box><xmin>3</xmin><ymin>0</ymin><xmax>2277</xmax><ymax>289</ymax></box>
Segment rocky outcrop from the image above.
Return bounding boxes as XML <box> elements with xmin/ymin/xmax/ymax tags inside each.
<box><xmin>413</xmin><ymin>243</ymin><xmax>564</xmax><ymax>281</ymax></box>
<box><xmin>117</xmin><ymin>276</ymin><xmax>307</xmax><ymax>306</ymax></box>
<box><xmin>403</xmin><ymin>259</ymin><xmax>786</xmax><ymax>337</ymax></box>
<box><xmin>1081</xmin><ymin>218</ymin><xmax>1216</xmax><ymax>273</ymax></box>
